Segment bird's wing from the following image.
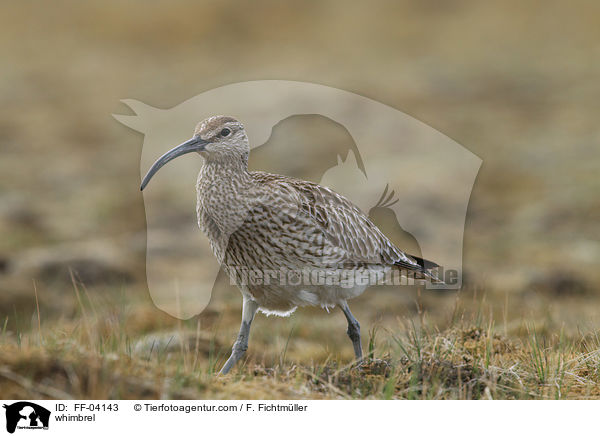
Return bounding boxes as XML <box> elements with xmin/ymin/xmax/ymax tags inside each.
<box><xmin>250</xmin><ymin>171</ymin><xmax>423</xmax><ymax>270</ymax></box>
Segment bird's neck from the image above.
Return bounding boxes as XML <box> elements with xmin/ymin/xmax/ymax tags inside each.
<box><xmin>196</xmin><ymin>154</ymin><xmax>254</xmax><ymax>246</ymax></box>
<box><xmin>198</xmin><ymin>153</ymin><xmax>252</xmax><ymax>186</ymax></box>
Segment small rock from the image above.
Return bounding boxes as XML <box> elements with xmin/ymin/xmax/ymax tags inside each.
<box><xmin>9</xmin><ymin>239</ymin><xmax>138</xmax><ymax>286</ymax></box>
<box><xmin>133</xmin><ymin>330</ymin><xmax>214</xmax><ymax>357</ymax></box>
<box><xmin>530</xmin><ymin>272</ymin><xmax>589</xmax><ymax>297</ymax></box>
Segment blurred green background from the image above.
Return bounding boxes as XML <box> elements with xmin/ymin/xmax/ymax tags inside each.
<box><xmin>0</xmin><ymin>0</ymin><xmax>599</xmax><ymax>398</ymax></box>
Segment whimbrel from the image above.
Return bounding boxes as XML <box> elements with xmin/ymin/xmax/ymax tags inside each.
<box><xmin>140</xmin><ymin>115</ymin><xmax>441</xmax><ymax>374</ymax></box>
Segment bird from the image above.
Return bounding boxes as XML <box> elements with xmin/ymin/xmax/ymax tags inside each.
<box><xmin>140</xmin><ymin>115</ymin><xmax>441</xmax><ymax>374</ymax></box>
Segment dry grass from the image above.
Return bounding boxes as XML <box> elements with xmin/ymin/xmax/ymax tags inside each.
<box><xmin>2</xmin><ymin>277</ymin><xmax>599</xmax><ymax>400</ymax></box>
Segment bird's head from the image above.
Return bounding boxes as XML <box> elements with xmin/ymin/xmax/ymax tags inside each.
<box><xmin>140</xmin><ymin>115</ymin><xmax>248</xmax><ymax>190</ymax></box>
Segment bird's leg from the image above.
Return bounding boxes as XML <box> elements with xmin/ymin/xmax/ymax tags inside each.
<box><xmin>339</xmin><ymin>301</ymin><xmax>363</xmax><ymax>361</ymax></box>
<box><xmin>219</xmin><ymin>298</ymin><xmax>259</xmax><ymax>375</ymax></box>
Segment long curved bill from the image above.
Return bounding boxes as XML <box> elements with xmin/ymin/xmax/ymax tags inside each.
<box><xmin>140</xmin><ymin>137</ymin><xmax>208</xmax><ymax>191</ymax></box>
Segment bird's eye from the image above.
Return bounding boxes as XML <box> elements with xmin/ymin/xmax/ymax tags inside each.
<box><xmin>220</xmin><ymin>128</ymin><xmax>231</xmax><ymax>137</ymax></box>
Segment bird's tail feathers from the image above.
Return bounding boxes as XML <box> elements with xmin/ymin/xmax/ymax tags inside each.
<box><xmin>396</xmin><ymin>254</ymin><xmax>445</xmax><ymax>284</ymax></box>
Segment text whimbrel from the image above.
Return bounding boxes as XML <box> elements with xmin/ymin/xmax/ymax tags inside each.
<box><xmin>141</xmin><ymin>115</ymin><xmax>441</xmax><ymax>374</ymax></box>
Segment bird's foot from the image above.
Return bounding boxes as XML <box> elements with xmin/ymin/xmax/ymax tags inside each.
<box><xmin>218</xmin><ymin>344</ymin><xmax>247</xmax><ymax>375</ymax></box>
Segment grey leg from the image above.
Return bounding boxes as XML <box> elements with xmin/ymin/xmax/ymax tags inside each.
<box><xmin>340</xmin><ymin>301</ymin><xmax>362</xmax><ymax>361</ymax></box>
<box><xmin>219</xmin><ymin>298</ymin><xmax>259</xmax><ymax>375</ymax></box>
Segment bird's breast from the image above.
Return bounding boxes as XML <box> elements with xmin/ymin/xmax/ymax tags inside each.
<box><xmin>196</xmin><ymin>171</ymin><xmax>257</xmax><ymax>261</ymax></box>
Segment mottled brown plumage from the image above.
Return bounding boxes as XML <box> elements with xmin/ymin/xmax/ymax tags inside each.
<box><xmin>141</xmin><ymin>115</ymin><xmax>440</xmax><ymax>374</ymax></box>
